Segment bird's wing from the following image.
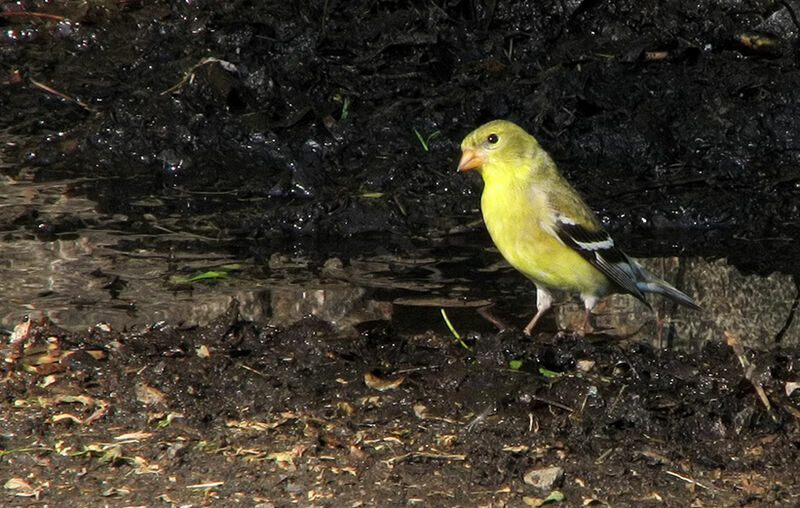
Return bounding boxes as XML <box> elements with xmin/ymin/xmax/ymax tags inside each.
<box><xmin>551</xmin><ymin>216</ymin><xmax>647</xmax><ymax>304</ymax></box>
<box><xmin>541</xmin><ymin>183</ymin><xmax>650</xmax><ymax>304</ymax></box>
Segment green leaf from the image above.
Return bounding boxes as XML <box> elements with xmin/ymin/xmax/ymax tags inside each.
<box><xmin>538</xmin><ymin>367</ymin><xmax>563</xmax><ymax>378</ymax></box>
<box><xmin>440</xmin><ymin>309</ymin><xmax>471</xmax><ymax>350</ymax></box>
<box><xmin>169</xmin><ymin>270</ymin><xmax>229</xmax><ymax>284</ymax></box>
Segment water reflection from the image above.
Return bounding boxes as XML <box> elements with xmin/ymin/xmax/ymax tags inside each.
<box><xmin>0</xmin><ymin>178</ymin><xmax>797</xmax><ymax>350</ymax></box>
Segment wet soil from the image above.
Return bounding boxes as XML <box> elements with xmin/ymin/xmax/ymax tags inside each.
<box><xmin>2</xmin><ymin>1</ymin><xmax>799</xmax><ymax>273</ymax></box>
<box><xmin>2</xmin><ymin>312</ymin><xmax>799</xmax><ymax>506</ymax></box>
<box><xmin>2</xmin><ymin>0</ymin><xmax>800</xmax><ymax>506</ymax></box>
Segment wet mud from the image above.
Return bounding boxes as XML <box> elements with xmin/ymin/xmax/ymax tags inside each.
<box><xmin>2</xmin><ymin>313</ymin><xmax>799</xmax><ymax>505</ymax></box>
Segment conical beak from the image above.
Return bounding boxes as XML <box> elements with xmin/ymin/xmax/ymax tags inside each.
<box><xmin>457</xmin><ymin>149</ymin><xmax>483</xmax><ymax>171</ymax></box>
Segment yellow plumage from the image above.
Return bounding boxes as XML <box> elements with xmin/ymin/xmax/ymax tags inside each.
<box><xmin>458</xmin><ymin>120</ymin><xmax>699</xmax><ymax>335</ymax></box>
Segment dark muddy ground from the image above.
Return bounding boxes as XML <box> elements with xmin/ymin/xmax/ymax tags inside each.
<box><xmin>3</xmin><ymin>312</ymin><xmax>799</xmax><ymax>506</ymax></box>
<box><xmin>2</xmin><ymin>0</ymin><xmax>800</xmax><ymax>506</ymax></box>
<box><xmin>2</xmin><ymin>0</ymin><xmax>799</xmax><ymax>271</ymax></box>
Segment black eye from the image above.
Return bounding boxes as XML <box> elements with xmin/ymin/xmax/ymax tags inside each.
<box><xmin>487</xmin><ymin>133</ymin><xmax>499</xmax><ymax>144</ymax></box>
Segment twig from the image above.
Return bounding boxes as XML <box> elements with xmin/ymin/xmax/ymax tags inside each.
<box><xmin>382</xmin><ymin>450</ymin><xmax>466</xmax><ymax>466</ymax></box>
<box><xmin>530</xmin><ymin>395</ymin><xmax>574</xmax><ymax>413</ymax></box>
<box><xmin>186</xmin><ymin>481</ymin><xmax>224</xmax><ymax>489</ymax></box>
<box><xmin>594</xmin><ymin>447</ymin><xmax>615</xmax><ymax>464</ymax></box>
<box><xmin>477</xmin><ymin>305</ymin><xmax>509</xmax><ymax>331</ymax></box>
<box><xmin>30</xmin><ymin>79</ymin><xmax>92</xmax><ymax>111</ymax></box>
<box><xmin>608</xmin><ymin>384</ymin><xmax>627</xmax><ymax>414</ymax></box>
<box><xmin>161</xmin><ymin>57</ymin><xmax>238</xmax><ymax>95</ymax></box>
<box><xmin>236</xmin><ymin>362</ymin><xmax>270</xmax><ymax>379</ymax></box>
<box><xmin>0</xmin><ymin>11</ymin><xmax>66</xmax><ymax>21</ymax></box>
<box><xmin>665</xmin><ymin>470</ymin><xmax>711</xmax><ymax>491</ymax></box>
<box><xmin>725</xmin><ymin>332</ymin><xmax>778</xmax><ymax>422</ymax></box>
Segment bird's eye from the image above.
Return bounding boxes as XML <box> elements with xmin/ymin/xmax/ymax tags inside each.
<box><xmin>487</xmin><ymin>133</ymin><xmax>499</xmax><ymax>144</ymax></box>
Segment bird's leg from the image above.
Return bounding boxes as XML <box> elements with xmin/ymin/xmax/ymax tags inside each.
<box><xmin>578</xmin><ymin>294</ymin><xmax>599</xmax><ymax>336</ymax></box>
<box><xmin>523</xmin><ymin>310</ymin><xmax>546</xmax><ymax>336</ymax></box>
<box><xmin>523</xmin><ymin>287</ymin><xmax>552</xmax><ymax>336</ymax></box>
<box><xmin>578</xmin><ymin>308</ymin><xmax>591</xmax><ymax>336</ymax></box>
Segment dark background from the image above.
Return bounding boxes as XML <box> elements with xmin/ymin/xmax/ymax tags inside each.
<box><xmin>2</xmin><ymin>0</ymin><xmax>799</xmax><ymax>276</ymax></box>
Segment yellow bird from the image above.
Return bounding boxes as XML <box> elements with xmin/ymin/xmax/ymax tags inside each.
<box><xmin>458</xmin><ymin>120</ymin><xmax>699</xmax><ymax>335</ymax></box>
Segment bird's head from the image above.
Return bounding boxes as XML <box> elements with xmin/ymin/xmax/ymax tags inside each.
<box><xmin>457</xmin><ymin>120</ymin><xmax>541</xmax><ymax>181</ymax></box>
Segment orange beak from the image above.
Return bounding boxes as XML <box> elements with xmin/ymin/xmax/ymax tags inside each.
<box><xmin>457</xmin><ymin>149</ymin><xmax>483</xmax><ymax>172</ymax></box>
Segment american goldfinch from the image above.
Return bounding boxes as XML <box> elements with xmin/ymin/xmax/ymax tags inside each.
<box><xmin>458</xmin><ymin>120</ymin><xmax>699</xmax><ymax>335</ymax></box>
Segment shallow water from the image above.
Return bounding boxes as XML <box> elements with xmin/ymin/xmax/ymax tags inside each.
<box><xmin>2</xmin><ymin>176</ymin><xmax>797</xmax><ymax>350</ymax></box>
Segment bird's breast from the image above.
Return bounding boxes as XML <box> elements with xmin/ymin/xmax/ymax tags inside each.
<box><xmin>479</xmin><ymin>181</ymin><xmax>608</xmax><ymax>295</ymax></box>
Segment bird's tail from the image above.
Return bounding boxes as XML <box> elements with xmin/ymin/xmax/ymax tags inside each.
<box><xmin>635</xmin><ymin>264</ymin><xmax>701</xmax><ymax>310</ymax></box>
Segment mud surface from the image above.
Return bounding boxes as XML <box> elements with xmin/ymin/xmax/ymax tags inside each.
<box><xmin>2</xmin><ymin>0</ymin><xmax>800</xmax><ymax>272</ymax></box>
<box><xmin>2</xmin><ymin>313</ymin><xmax>799</xmax><ymax>506</ymax></box>
<box><xmin>2</xmin><ymin>0</ymin><xmax>800</xmax><ymax>506</ymax></box>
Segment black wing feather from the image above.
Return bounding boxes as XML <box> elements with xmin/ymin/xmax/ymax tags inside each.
<box><xmin>554</xmin><ymin>219</ymin><xmax>650</xmax><ymax>306</ymax></box>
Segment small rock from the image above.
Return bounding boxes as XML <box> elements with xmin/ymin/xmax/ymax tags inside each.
<box><xmin>524</xmin><ymin>466</ymin><xmax>564</xmax><ymax>490</ymax></box>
